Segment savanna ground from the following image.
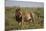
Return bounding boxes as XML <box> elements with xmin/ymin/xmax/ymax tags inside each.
<box><xmin>5</xmin><ymin>7</ymin><xmax>44</xmax><ymax>31</ymax></box>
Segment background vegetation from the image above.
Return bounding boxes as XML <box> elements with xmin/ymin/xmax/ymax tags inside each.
<box><xmin>5</xmin><ymin>7</ymin><xmax>44</xmax><ymax>31</ymax></box>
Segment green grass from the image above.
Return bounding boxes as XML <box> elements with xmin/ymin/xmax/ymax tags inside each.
<box><xmin>5</xmin><ymin>7</ymin><xmax>44</xmax><ymax>30</ymax></box>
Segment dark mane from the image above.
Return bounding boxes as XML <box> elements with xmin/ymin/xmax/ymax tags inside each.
<box><xmin>15</xmin><ymin>8</ymin><xmax>22</xmax><ymax>23</ymax></box>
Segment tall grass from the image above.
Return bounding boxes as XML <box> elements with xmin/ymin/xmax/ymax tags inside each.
<box><xmin>5</xmin><ymin>7</ymin><xmax>44</xmax><ymax>30</ymax></box>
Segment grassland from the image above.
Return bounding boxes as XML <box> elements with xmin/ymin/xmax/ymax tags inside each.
<box><xmin>5</xmin><ymin>7</ymin><xmax>44</xmax><ymax>31</ymax></box>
